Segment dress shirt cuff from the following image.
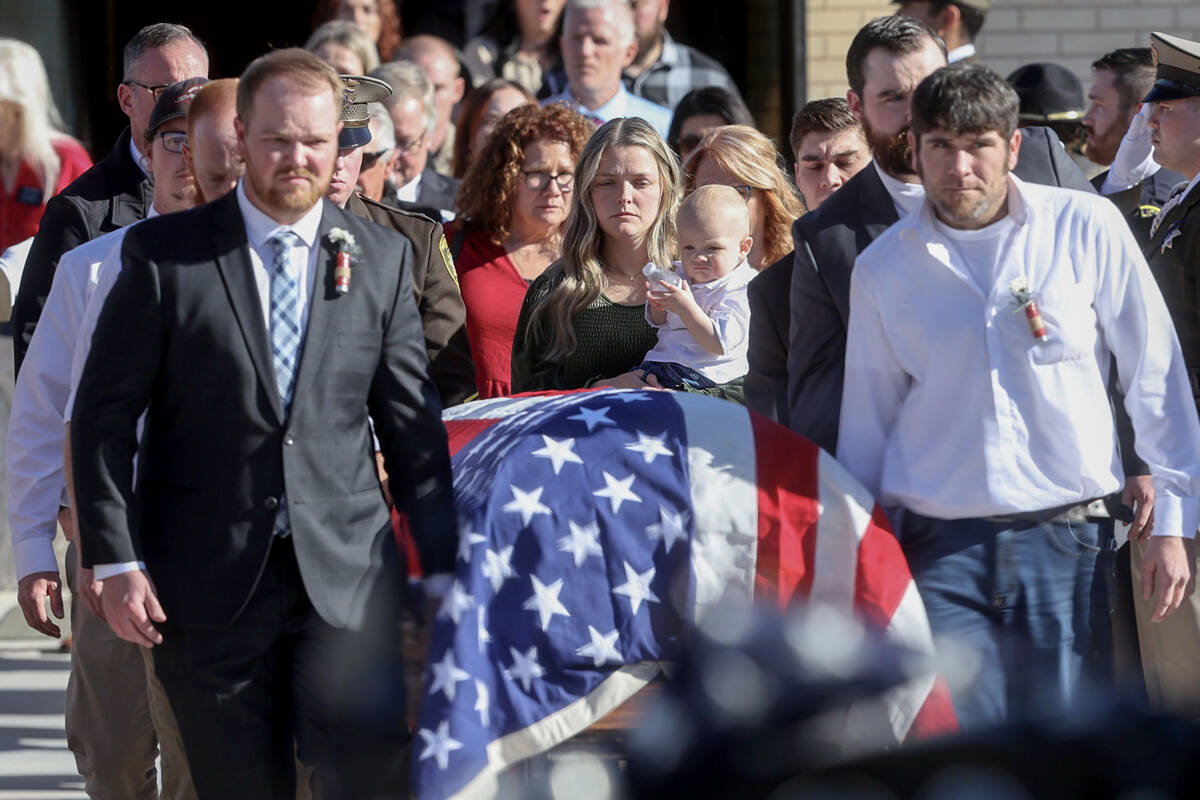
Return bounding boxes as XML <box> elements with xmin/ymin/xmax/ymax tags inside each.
<box><xmin>1150</xmin><ymin>494</ymin><xmax>1199</xmax><ymax>539</ymax></box>
<box><xmin>93</xmin><ymin>561</ymin><xmax>146</xmax><ymax>580</ymax></box>
<box><xmin>13</xmin><ymin>536</ymin><xmax>61</xmax><ymax>581</ymax></box>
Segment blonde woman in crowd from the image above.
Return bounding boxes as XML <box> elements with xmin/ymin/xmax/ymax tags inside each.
<box><xmin>684</xmin><ymin>124</ymin><xmax>803</xmax><ymax>270</ymax></box>
<box><xmin>511</xmin><ymin>117</ymin><xmax>681</xmax><ymax>391</ymax></box>
<box><xmin>0</xmin><ymin>38</ymin><xmax>91</xmax><ymax>253</ymax></box>
<box><xmin>304</xmin><ymin>20</ymin><xmax>380</xmax><ymax>75</ymax></box>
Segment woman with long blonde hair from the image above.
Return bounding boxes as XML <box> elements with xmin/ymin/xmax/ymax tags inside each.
<box><xmin>0</xmin><ymin>38</ymin><xmax>91</xmax><ymax>252</ymax></box>
<box><xmin>511</xmin><ymin>116</ymin><xmax>681</xmax><ymax>391</ymax></box>
<box><xmin>684</xmin><ymin>124</ymin><xmax>803</xmax><ymax>269</ymax></box>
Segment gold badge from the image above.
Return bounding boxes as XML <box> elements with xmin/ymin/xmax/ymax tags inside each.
<box><xmin>438</xmin><ymin>235</ymin><xmax>459</xmax><ymax>288</ymax></box>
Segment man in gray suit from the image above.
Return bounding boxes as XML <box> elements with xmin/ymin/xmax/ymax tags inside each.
<box><xmin>70</xmin><ymin>49</ymin><xmax>456</xmax><ymax>798</ymax></box>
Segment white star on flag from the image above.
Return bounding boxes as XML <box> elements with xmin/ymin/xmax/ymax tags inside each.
<box><xmin>531</xmin><ymin>435</ymin><xmax>584</xmax><ymax>474</ymax></box>
<box><xmin>456</xmin><ymin>529</ymin><xmax>486</xmax><ymax>563</ymax></box>
<box><xmin>593</xmin><ymin>471</ymin><xmax>641</xmax><ymax>513</ymax></box>
<box><xmin>507</xmin><ymin>645</ymin><xmax>546</xmax><ymax>692</ymax></box>
<box><xmin>477</xmin><ymin>605</ymin><xmax>492</xmax><ymax>654</ymax></box>
<box><xmin>502</xmin><ymin>484</ymin><xmax>552</xmax><ymax>526</ymax></box>
<box><xmin>428</xmin><ymin>650</ymin><xmax>471</xmax><ymax>702</ymax></box>
<box><xmin>557</xmin><ymin>519</ymin><xmax>603</xmax><ymax>567</ymax></box>
<box><xmin>437</xmin><ymin>580</ymin><xmax>475</xmax><ymax>624</ymax></box>
<box><xmin>474</xmin><ymin>679</ymin><xmax>490</xmax><ymax>727</ymax></box>
<box><xmin>625</xmin><ymin>431</ymin><xmax>673</xmax><ymax>464</ymax></box>
<box><xmin>567</xmin><ymin>405</ymin><xmax>615</xmax><ymax>432</ymax></box>
<box><xmin>575</xmin><ymin>625</ymin><xmax>622</xmax><ymax>667</ymax></box>
<box><xmin>611</xmin><ymin>391</ymin><xmax>654</xmax><ymax>403</ymax></box>
<box><xmin>612</xmin><ymin>561</ymin><xmax>660</xmax><ymax>614</ymax></box>
<box><xmin>645</xmin><ymin>505</ymin><xmax>690</xmax><ymax>553</ymax></box>
<box><xmin>417</xmin><ymin>720</ymin><xmax>463</xmax><ymax>770</ymax></box>
<box><xmin>522</xmin><ymin>574</ymin><xmax>571</xmax><ymax>631</ymax></box>
<box><xmin>480</xmin><ymin>546</ymin><xmax>516</xmax><ymax>593</ymax></box>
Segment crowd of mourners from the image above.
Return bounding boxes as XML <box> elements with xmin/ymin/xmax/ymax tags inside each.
<box><xmin>5</xmin><ymin>0</ymin><xmax>1200</xmax><ymax>797</ymax></box>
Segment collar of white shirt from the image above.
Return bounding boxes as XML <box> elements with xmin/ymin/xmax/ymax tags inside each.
<box><xmin>396</xmin><ymin>171</ymin><xmax>422</xmax><ymax>204</ymax></box>
<box><xmin>235</xmin><ymin>178</ymin><xmax>323</xmax><ymax>252</ymax></box>
<box><xmin>129</xmin><ymin>135</ymin><xmax>150</xmax><ymax>177</ymax></box>
<box><xmin>948</xmin><ymin>43</ymin><xmax>976</xmax><ymax>63</ymax></box>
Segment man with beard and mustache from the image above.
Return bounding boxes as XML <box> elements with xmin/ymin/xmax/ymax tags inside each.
<box><xmin>10</xmin><ymin>76</ymin><xmax>212</xmax><ymax>800</ymax></box>
<box><xmin>837</xmin><ymin>62</ymin><xmax>1200</xmax><ymax>728</ymax></box>
<box><xmin>780</xmin><ymin>15</ymin><xmax>1101</xmax><ymax>453</ymax></box>
<box><xmin>1084</xmin><ymin>48</ymin><xmax>1184</xmax><ymax>220</ymax></box>
<box><xmin>68</xmin><ymin>49</ymin><xmax>455</xmax><ymax>798</ymax></box>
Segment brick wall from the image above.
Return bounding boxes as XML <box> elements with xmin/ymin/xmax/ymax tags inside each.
<box><xmin>803</xmin><ymin>0</ymin><xmax>1200</xmax><ymax>104</ymax></box>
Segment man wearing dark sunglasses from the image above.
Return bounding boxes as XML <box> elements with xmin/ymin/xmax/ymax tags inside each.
<box><xmin>12</xmin><ymin>23</ymin><xmax>208</xmax><ymax>373</ymax></box>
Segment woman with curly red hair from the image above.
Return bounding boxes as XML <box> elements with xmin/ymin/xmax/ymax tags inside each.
<box><xmin>311</xmin><ymin>0</ymin><xmax>402</xmax><ymax>61</ymax></box>
<box><xmin>450</xmin><ymin>103</ymin><xmax>593</xmax><ymax>398</ymax></box>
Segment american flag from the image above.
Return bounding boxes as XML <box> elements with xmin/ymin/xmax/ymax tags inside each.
<box><xmin>413</xmin><ymin>390</ymin><xmax>956</xmax><ymax>799</ymax></box>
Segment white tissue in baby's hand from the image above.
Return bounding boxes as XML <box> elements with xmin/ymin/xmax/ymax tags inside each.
<box><xmin>643</xmin><ymin>262</ymin><xmax>683</xmax><ymax>296</ymax></box>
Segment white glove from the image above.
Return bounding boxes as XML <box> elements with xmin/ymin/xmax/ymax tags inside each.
<box><xmin>1100</xmin><ymin>103</ymin><xmax>1161</xmax><ymax>195</ymax></box>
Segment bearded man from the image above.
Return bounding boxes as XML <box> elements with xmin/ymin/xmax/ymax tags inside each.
<box><xmin>68</xmin><ymin>49</ymin><xmax>456</xmax><ymax>799</ymax></box>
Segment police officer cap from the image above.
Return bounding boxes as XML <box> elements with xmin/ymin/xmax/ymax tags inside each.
<box><xmin>144</xmin><ymin>77</ymin><xmax>210</xmax><ymax>141</ymax></box>
<box><xmin>1007</xmin><ymin>62</ymin><xmax>1085</xmax><ymax>122</ymax></box>
<box><xmin>337</xmin><ymin>74</ymin><xmax>391</xmax><ymax>150</ymax></box>
<box><xmin>1145</xmin><ymin>32</ymin><xmax>1200</xmax><ymax>103</ymax></box>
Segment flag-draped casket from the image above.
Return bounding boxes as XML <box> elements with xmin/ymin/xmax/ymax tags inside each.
<box><xmin>413</xmin><ymin>390</ymin><xmax>956</xmax><ymax>799</ymax></box>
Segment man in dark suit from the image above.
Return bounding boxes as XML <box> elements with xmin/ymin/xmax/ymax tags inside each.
<box><xmin>371</xmin><ymin>60</ymin><xmax>461</xmax><ymax>217</ymax></box>
<box><xmin>328</xmin><ymin>75</ymin><xmax>476</xmax><ymax>407</ymax></box>
<box><xmin>781</xmin><ymin>15</ymin><xmax>1101</xmax><ymax>454</ymax></box>
<box><xmin>70</xmin><ymin>50</ymin><xmax>456</xmax><ymax>798</ymax></box>
<box><xmin>11</xmin><ymin>23</ymin><xmax>208</xmax><ymax>372</ymax></box>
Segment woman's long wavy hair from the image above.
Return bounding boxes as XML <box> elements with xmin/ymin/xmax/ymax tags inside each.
<box><xmin>527</xmin><ymin>116</ymin><xmax>681</xmax><ymax>362</ymax></box>
<box><xmin>683</xmin><ymin>125</ymin><xmax>804</xmax><ymax>266</ymax></box>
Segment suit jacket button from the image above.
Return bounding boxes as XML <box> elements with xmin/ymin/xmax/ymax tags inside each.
<box><xmin>284</xmin><ymin>436</ymin><xmax>295</xmax><ymax>447</ymax></box>
<box><xmin>264</xmin><ymin>496</ymin><xmax>279</xmax><ymax>510</ymax></box>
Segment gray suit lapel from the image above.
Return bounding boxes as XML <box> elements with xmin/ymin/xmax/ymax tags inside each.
<box><xmin>211</xmin><ymin>193</ymin><xmax>285</xmax><ymax>422</ymax></box>
<box><xmin>289</xmin><ymin>201</ymin><xmax>344</xmax><ymax>409</ymax></box>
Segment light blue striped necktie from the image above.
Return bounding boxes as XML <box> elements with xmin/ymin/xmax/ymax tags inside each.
<box><xmin>267</xmin><ymin>230</ymin><xmax>302</xmax><ymax>537</ymax></box>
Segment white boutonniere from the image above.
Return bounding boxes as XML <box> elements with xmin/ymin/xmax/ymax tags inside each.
<box><xmin>326</xmin><ymin>228</ymin><xmax>362</xmax><ymax>294</ymax></box>
<box><xmin>1009</xmin><ymin>276</ymin><xmax>1047</xmax><ymax>342</ymax></box>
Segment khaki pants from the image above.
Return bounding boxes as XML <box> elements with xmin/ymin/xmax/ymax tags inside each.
<box><xmin>65</xmin><ymin>543</ymin><xmax>197</xmax><ymax>799</ymax></box>
<box><xmin>1130</xmin><ymin>538</ymin><xmax>1200</xmax><ymax>717</ymax></box>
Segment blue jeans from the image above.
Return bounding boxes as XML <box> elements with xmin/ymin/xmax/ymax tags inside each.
<box><xmin>636</xmin><ymin>361</ymin><xmax>716</xmax><ymax>390</ymax></box>
<box><xmin>900</xmin><ymin>512</ymin><xmax>1113</xmax><ymax>729</ymax></box>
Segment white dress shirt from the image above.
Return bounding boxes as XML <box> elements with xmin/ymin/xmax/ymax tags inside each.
<box><xmin>395</xmin><ymin>172</ymin><xmax>421</xmax><ymax>204</ymax></box>
<box><xmin>947</xmin><ymin>43</ymin><xmax>977</xmax><ymax>63</ymax></box>
<box><xmin>837</xmin><ymin>175</ymin><xmax>1200</xmax><ymax>538</ymax></box>
<box><xmin>6</xmin><ymin>209</ymin><xmax>156</xmax><ymax>580</ymax></box>
<box><xmin>874</xmin><ymin>161</ymin><xmax>927</xmax><ymax>218</ymax></box>
<box><xmin>642</xmin><ymin>259</ymin><xmax>756</xmax><ymax>383</ymax></box>
<box><xmin>88</xmin><ymin>180</ymin><xmax>326</xmax><ymax>579</ymax></box>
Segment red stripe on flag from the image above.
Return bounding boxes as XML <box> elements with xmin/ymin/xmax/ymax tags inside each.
<box><xmin>749</xmin><ymin>412</ymin><xmax>821</xmax><ymax>607</ymax></box>
<box><xmin>852</xmin><ymin>506</ymin><xmax>911</xmax><ymax>630</ymax></box>
<box><xmin>906</xmin><ymin>674</ymin><xmax>959</xmax><ymax>741</ymax></box>
<box><xmin>446</xmin><ymin>417</ymin><xmax>498</xmax><ymax>457</ymax></box>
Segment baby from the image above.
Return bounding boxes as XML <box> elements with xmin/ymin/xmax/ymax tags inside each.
<box><xmin>636</xmin><ymin>184</ymin><xmax>757</xmax><ymax>390</ymax></box>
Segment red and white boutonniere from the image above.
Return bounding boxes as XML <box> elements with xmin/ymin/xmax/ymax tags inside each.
<box><xmin>1009</xmin><ymin>277</ymin><xmax>1047</xmax><ymax>342</ymax></box>
<box><xmin>326</xmin><ymin>228</ymin><xmax>361</xmax><ymax>294</ymax></box>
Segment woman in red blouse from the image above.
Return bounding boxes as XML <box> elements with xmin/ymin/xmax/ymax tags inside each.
<box><xmin>0</xmin><ymin>39</ymin><xmax>92</xmax><ymax>253</ymax></box>
<box><xmin>451</xmin><ymin>103</ymin><xmax>592</xmax><ymax>398</ymax></box>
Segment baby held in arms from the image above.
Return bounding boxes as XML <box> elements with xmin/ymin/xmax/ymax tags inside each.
<box><xmin>636</xmin><ymin>184</ymin><xmax>756</xmax><ymax>390</ymax></box>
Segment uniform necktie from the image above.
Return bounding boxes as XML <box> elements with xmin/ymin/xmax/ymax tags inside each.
<box><xmin>267</xmin><ymin>230</ymin><xmax>303</xmax><ymax>537</ymax></box>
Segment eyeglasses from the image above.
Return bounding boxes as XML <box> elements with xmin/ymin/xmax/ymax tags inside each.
<box><xmin>123</xmin><ymin>80</ymin><xmax>170</xmax><ymax>100</ymax></box>
<box><xmin>361</xmin><ymin>149</ymin><xmax>390</xmax><ymax>169</ymax></box>
<box><xmin>394</xmin><ymin>131</ymin><xmax>426</xmax><ymax>155</ymax></box>
<box><xmin>154</xmin><ymin>131</ymin><xmax>188</xmax><ymax>154</ymax></box>
<box><xmin>522</xmin><ymin>171</ymin><xmax>574</xmax><ymax>192</ymax></box>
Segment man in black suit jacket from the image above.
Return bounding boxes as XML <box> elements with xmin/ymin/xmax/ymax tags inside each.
<box><xmin>70</xmin><ymin>50</ymin><xmax>456</xmax><ymax>798</ymax></box>
<box><xmin>11</xmin><ymin>23</ymin><xmax>208</xmax><ymax>372</ymax></box>
<box><xmin>416</xmin><ymin>164</ymin><xmax>462</xmax><ymax>214</ymax></box>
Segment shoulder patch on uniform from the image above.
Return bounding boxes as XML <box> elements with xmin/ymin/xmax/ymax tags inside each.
<box><xmin>438</xmin><ymin>234</ymin><xmax>459</xmax><ymax>288</ymax></box>
<box><xmin>1136</xmin><ymin>204</ymin><xmax>1161</xmax><ymax>219</ymax></box>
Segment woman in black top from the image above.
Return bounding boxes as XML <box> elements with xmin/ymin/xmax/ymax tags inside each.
<box><xmin>511</xmin><ymin>117</ymin><xmax>682</xmax><ymax>391</ymax></box>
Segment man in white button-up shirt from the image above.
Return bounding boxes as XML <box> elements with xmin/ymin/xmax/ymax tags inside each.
<box><xmin>838</xmin><ymin>63</ymin><xmax>1200</xmax><ymax>729</ymax></box>
<box><xmin>8</xmin><ymin>77</ymin><xmax>213</xmax><ymax>800</ymax></box>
